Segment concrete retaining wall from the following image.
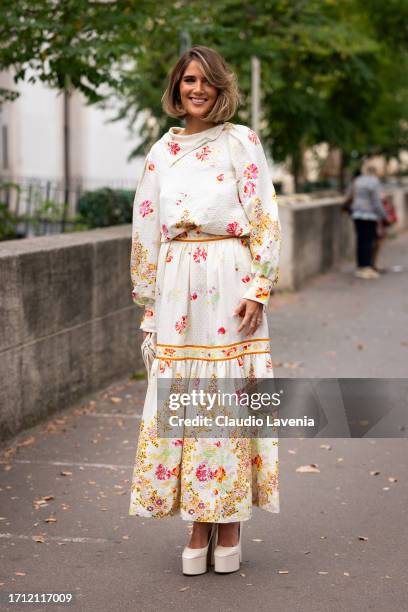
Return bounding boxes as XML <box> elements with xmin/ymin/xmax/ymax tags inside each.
<box><xmin>0</xmin><ymin>225</ymin><xmax>144</xmax><ymax>441</ymax></box>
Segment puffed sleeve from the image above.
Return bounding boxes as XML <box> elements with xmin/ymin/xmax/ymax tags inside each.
<box><xmin>130</xmin><ymin>145</ymin><xmax>161</xmax><ymax>333</ymax></box>
<box><xmin>228</xmin><ymin>124</ymin><xmax>282</xmax><ymax>307</ymax></box>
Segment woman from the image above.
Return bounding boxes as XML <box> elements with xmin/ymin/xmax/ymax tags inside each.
<box><xmin>348</xmin><ymin>165</ymin><xmax>387</xmax><ymax>279</ymax></box>
<box><xmin>129</xmin><ymin>46</ymin><xmax>281</xmax><ymax>575</ymax></box>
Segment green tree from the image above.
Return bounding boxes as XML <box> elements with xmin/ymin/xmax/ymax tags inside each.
<box><xmin>115</xmin><ymin>0</ymin><xmax>396</xmax><ymax>189</ymax></box>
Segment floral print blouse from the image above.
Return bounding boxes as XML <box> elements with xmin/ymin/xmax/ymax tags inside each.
<box><xmin>130</xmin><ymin>122</ymin><xmax>282</xmax><ymax>332</ymax></box>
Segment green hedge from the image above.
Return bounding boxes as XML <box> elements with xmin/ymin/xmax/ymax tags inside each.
<box><xmin>0</xmin><ymin>203</ymin><xmax>20</xmax><ymax>240</ymax></box>
<box><xmin>77</xmin><ymin>188</ymin><xmax>134</xmax><ymax>228</ymax></box>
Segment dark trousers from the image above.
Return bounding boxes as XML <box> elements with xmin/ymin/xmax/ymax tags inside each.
<box><xmin>353</xmin><ymin>219</ymin><xmax>377</xmax><ymax>268</ymax></box>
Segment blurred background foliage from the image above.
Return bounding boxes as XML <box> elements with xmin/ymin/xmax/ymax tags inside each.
<box><xmin>1</xmin><ymin>0</ymin><xmax>407</xmax><ymax>191</ymax></box>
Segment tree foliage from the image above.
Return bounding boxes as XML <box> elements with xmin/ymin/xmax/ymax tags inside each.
<box><xmin>0</xmin><ymin>0</ymin><xmax>407</xmax><ymax>186</ymax></box>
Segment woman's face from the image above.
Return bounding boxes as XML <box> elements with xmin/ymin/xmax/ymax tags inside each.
<box><xmin>179</xmin><ymin>60</ymin><xmax>218</xmax><ymax>119</ymax></box>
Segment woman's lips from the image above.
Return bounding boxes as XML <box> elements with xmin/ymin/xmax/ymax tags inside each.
<box><xmin>189</xmin><ymin>97</ymin><xmax>208</xmax><ymax>105</ymax></box>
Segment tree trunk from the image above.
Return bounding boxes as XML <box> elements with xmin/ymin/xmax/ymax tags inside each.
<box><xmin>291</xmin><ymin>147</ymin><xmax>303</xmax><ymax>193</ymax></box>
<box><xmin>339</xmin><ymin>149</ymin><xmax>349</xmax><ymax>192</ymax></box>
<box><xmin>62</xmin><ymin>83</ymin><xmax>71</xmax><ymax>231</ymax></box>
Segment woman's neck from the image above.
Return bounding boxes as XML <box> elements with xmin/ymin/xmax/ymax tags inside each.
<box><xmin>183</xmin><ymin>116</ymin><xmax>216</xmax><ymax>135</ymax></box>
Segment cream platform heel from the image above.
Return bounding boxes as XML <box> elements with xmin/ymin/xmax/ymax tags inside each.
<box><xmin>182</xmin><ymin>524</ymin><xmax>216</xmax><ymax>575</ymax></box>
<box><xmin>213</xmin><ymin>522</ymin><xmax>242</xmax><ymax>574</ymax></box>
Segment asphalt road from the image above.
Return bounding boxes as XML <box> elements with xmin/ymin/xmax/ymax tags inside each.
<box><xmin>1</xmin><ymin>231</ymin><xmax>407</xmax><ymax>612</ymax></box>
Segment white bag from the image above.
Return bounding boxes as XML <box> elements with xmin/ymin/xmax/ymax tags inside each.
<box><xmin>141</xmin><ymin>332</ymin><xmax>157</xmax><ymax>381</ymax></box>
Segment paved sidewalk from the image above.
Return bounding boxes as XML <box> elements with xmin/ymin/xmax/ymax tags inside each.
<box><xmin>1</xmin><ymin>232</ymin><xmax>407</xmax><ymax>612</ymax></box>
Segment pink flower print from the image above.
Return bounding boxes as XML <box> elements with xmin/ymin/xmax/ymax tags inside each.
<box><xmin>155</xmin><ymin>463</ymin><xmax>171</xmax><ymax>480</ymax></box>
<box><xmin>223</xmin><ymin>346</ymin><xmax>238</xmax><ymax>357</ymax></box>
<box><xmin>214</xmin><ymin>441</ymin><xmax>221</xmax><ymax>447</ymax></box>
<box><xmin>217</xmin><ymin>327</ymin><xmax>226</xmax><ymax>335</ymax></box>
<box><xmin>139</xmin><ymin>199</ymin><xmax>154</xmax><ymax>217</ymax></box>
<box><xmin>196</xmin><ymin>145</ymin><xmax>211</xmax><ymax>161</ymax></box>
<box><xmin>241</xmin><ymin>275</ymin><xmax>251</xmax><ymax>283</ymax></box>
<box><xmin>175</xmin><ymin>192</ymin><xmax>187</xmax><ymax>206</ymax></box>
<box><xmin>243</xmin><ymin>180</ymin><xmax>256</xmax><ymax>199</ymax></box>
<box><xmin>166</xmin><ymin>252</ymin><xmax>173</xmax><ymax>263</ymax></box>
<box><xmin>147</xmin><ymin>162</ymin><xmax>155</xmax><ymax>171</ymax></box>
<box><xmin>216</xmin><ymin>173</ymin><xmax>224</xmax><ymax>182</ymax></box>
<box><xmin>161</xmin><ymin>224</ymin><xmax>170</xmax><ymax>241</ymax></box>
<box><xmin>190</xmin><ymin>292</ymin><xmax>198</xmax><ymax>300</ymax></box>
<box><xmin>172</xmin><ymin>439</ymin><xmax>183</xmax><ymax>446</ymax></box>
<box><xmin>244</xmin><ymin>163</ymin><xmax>259</xmax><ymax>180</ymax></box>
<box><xmin>168</xmin><ymin>141</ymin><xmax>180</xmax><ymax>155</ymax></box>
<box><xmin>193</xmin><ymin>246</ymin><xmax>207</xmax><ymax>262</ymax></box>
<box><xmin>196</xmin><ymin>463</ymin><xmax>211</xmax><ymax>482</ymax></box>
<box><xmin>175</xmin><ymin>315</ymin><xmax>187</xmax><ymax>335</ymax></box>
<box><xmin>248</xmin><ymin>129</ymin><xmax>260</xmax><ymax>144</ymax></box>
<box><xmin>237</xmin><ymin>356</ymin><xmax>244</xmax><ymax>367</ymax></box>
<box><xmin>144</xmin><ymin>308</ymin><xmax>154</xmax><ymax>319</ymax></box>
<box><xmin>226</xmin><ymin>221</ymin><xmax>243</xmax><ymax>236</ymax></box>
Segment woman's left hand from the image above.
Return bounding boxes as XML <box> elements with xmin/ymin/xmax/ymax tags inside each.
<box><xmin>233</xmin><ymin>299</ymin><xmax>264</xmax><ymax>336</ymax></box>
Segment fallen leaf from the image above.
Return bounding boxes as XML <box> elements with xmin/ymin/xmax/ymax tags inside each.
<box><xmin>15</xmin><ymin>572</ymin><xmax>26</xmax><ymax>576</ymax></box>
<box><xmin>369</xmin><ymin>471</ymin><xmax>380</xmax><ymax>476</ymax></box>
<box><xmin>284</xmin><ymin>361</ymin><xmax>303</xmax><ymax>369</ymax></box>
<box><xmin>383</xmin><ymin>486</ymin><xmax>390</xmax><ymax>491</ymax></box>
<box><xmin>318</xmin><ymin>571</ymin><xmax>328</xmax><ymax>575</ymax></box>
<box><xmin>33</xmin><ymin>536</ymin><xmax>45</xmax><ymax>543</ymax></box>
<box><xmin>388</xmin><ymin>477</ymin><xmax>398</xmax><ymax>483</ymax></box>
<box><xmin>296</xmin><ymin>464</ymin><xmax>320</xmax><ymax>473</ymax></box>
<box><xmin>358</xmin><ymin>536</ymin><xmax>368</xmax><ymax>541</ymax></box>
<box><xmin>251</xmin><ymin>538</ymin><xmax>263</xmax><ymax>542</ymax></box>
<box><xmin>320</xmin><ymin>444</ymin><xmax>331</xmax><ymax>450</ymax></box>
<box><xmin>278</xmin><ymin>570</ymin><xmax>289</xmax><ymax>574</ymax></box>
<box><xmin>288</xmin><ymin>449</ymin><xmax>297</xmax><ymax>454</ymax></box>
<box><xmin>179</xmin><ymin>586</ymin><xmax>190</xmax><ymax>592</ymax></box>
<box><xmin>110</xmin><ymin>397</ymin><xmax>122</xmax><ymax>404</ymax></box>
<box><xmin>17</xmin><ymin>436</ymin><xmax>36</xmax><ymax>447</ymax></box>
<box><xmin>60</xmin><ymin>471</ymin><xmax>73</xmax><ymax>476</ymax></box>
<box><xmin>44</xmin><ymin>518</ymin><xmax>57</xmax><ymax>523</ymax></box>
<box><xmin>344</xmin><ymin>572</ymin><xmax>350</xmax><ymax>576</ymax></box>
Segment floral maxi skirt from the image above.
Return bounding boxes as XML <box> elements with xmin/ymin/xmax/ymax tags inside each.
<box><xmin>128</xmin><ymin>229</ymin><xmax>279</xmax><ymax>523</ymax></box>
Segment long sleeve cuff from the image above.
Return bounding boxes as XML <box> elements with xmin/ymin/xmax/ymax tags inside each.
<box><xmin>139</xmin><ymin>306</ymin><xmax>156</xmax><ymax>333</ymax></box>
<box><xmin>242</xmin><ymin>276</ymin><xmax>274</xmax><ymax>306</ymax></box>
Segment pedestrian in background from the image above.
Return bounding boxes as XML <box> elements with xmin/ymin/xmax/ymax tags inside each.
<box><xmin>348</xmin><ymin>166</ymin><xmax>388</xmax><ymax>279</ymax></box>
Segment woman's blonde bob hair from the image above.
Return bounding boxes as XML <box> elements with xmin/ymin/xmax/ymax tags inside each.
<box><xmin>162</xmin><ymin>46</ymin><xmax>240</xmax><ymax>123</ymax></box>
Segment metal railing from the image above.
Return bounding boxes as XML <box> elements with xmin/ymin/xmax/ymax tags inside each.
<box><xmin>0</xmin><ymin>176</ymin><xmax>136</xmax><ymax>239</ymax></box>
